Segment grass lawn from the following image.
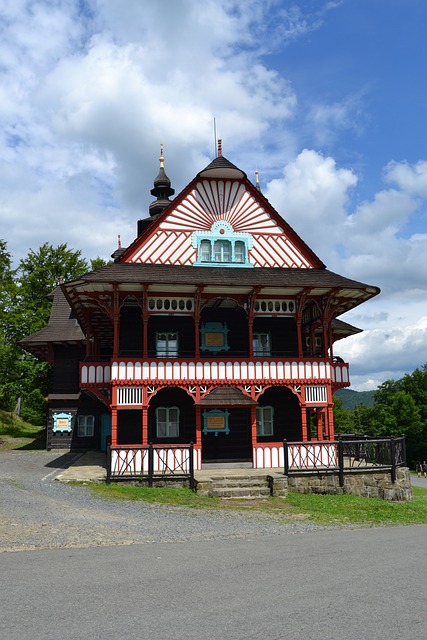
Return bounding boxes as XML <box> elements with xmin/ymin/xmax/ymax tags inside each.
<box><xmin>0</xmin><ymin>409</ymin><xmax>45</xmax><ymax>450</ymax></box>
<box><xmin>86</xmin><ymin>481</ymin><xmax>427</xmax><ymax>527</ymax></box>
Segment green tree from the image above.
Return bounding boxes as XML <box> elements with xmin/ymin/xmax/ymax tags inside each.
<box><xmin>0</xmin><ymin>242</ymin><xmax>89</xmax><ymax>424</ymax></box>
<box><xmin>15</xmin><ymin>242</ymin><xmax>89</xmax><ymax>336</ymax></box>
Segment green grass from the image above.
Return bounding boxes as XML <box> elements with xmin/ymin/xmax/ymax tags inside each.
<box><xmin>87</xmin><ymin>483</ymin><xmax>224</xmax><ymax>508</ymax></box>
<box><xmin>84</xmin><ymin>482</ymin><xmax>427</xmax><ymax>526</ymax></box>
<box><xmin>0</xmin><ymin>409</ymin><xmax>44</xmax><ymax>448</ymax></box>
<box><xmin>285</xmin><ymin>487</ymin><xmax>427</xmax><ymax>526</ymax></box>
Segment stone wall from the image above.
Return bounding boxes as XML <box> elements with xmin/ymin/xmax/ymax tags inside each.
<box><xmin>268</xmin><ymin>467</ymin><xmax>413</xmax><ymax>501</ymax></box>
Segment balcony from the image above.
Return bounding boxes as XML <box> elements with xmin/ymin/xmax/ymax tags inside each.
<box><xmin>80</xmin><ymin>356</ymin><xmax>350</xmax><ymax>388</ymax></box>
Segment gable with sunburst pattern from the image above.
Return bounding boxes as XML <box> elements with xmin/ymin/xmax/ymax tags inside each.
<box><xmin>125</xmin><ymin>177</ymin><xmax>321</xmax><ymax>269</ymax></box>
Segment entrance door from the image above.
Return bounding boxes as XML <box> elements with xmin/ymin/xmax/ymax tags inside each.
<box><xmin>100</xmin><ymin>414</ymin><xmax>112</xmax><ymax>451</ymax></box>
<box><xmin>202</xmin><ymin>408</ymin><xmax>252</xmax><ymax>462</ymax></box>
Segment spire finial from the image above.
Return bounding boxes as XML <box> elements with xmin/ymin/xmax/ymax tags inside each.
<box><xmin>217</xmin><ymin>139</ymin><xmax>222</xmax><ymax>157</ymax></box>
<box><xmin>159</xmin><ymin>143</ymin><xmax>164</xmax><ymax>168</ymax></box>
<box><xmin>255</xmin><ymin>168</ymin><xmax>261</xmax><ymax>192</ymax></box>
<box><xmin>118</xmin><ymin>234</ymin><xmax>121</xmax><ymax>248</ymax></box>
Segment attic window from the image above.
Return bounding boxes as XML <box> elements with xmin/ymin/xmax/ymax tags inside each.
<box><xmin>192</xmin><ymin>221</ymin><xmax>253</xmax><ymax>268</ymax></box>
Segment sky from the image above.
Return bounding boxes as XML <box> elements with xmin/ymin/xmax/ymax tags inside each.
<box><xmin>1</xmin><ymin>0</ymin><xmax>427</xmax><ymax>391</ymax></box>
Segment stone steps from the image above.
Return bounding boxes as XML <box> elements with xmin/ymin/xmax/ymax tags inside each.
<box><xmin>195</xmin><ymin>473</ymin><xmax>277</xmax><ymax>499</ymax></box>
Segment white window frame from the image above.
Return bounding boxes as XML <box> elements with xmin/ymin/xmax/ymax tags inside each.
<box><xmin>156</xmin><ymin>332</ymin><xmax>179</xmax><ymax>357</ymax></box>
<box><xmin>256</xmin><ymin>406</ymin><xmax>274</xmax><ymax>436</ymax></box>
<box><xmin>77</xmin><ymin>415</ymin><xmax>95</xmax><ymax>437</ymax></box>
<box><xmin>214</xmin><ymin>239</ymin><xmax>232</xmax><ymax>262</ymax></box>
<box><xmin>253</xmin><ymin>332</ymin><xmax>271</xmax><ymax>356</ymax></box>
<box><xmin>156</xmin><ymin>407</ymin><xmax>180</xmax><ymax>438</ymax></box>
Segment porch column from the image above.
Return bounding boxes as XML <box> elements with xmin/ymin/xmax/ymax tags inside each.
<box><xmin>301</xmin><ymin>405</ymin><xmax>308</xmax><ymax>442</ymax></box>
<box><xmin>316</xmin><ymin>409</ymin><xmax>323</xmax><ymax>440</ymax></box>
<box><xmin>327</xmin><ymin>404</ymin><xmax>335</xmax><ymax>440</ymax></box>
<box><xmin>111</xmin><ymin>385</ymin><xmax>118</xmax><ymax>446</ymax></box>
<box><xmin>250</xmin><ymin>405</ymin><xmax>257</xmax><ymax>468</ymax></box>
<box><xmin>195</xmin><ymin>405</ymin><xmax>202</xmax><ymax>450</ymax></box>
<box><xmin>142</xmin><ymin>404</ymin><xmax>149</xmax><ymax>445</ymax></box>
<box><xmin>143</xmin><ymin>284</ymin><xmax>148</xmax><ymax>359</ymax></box>
<box><xmin>113</xmin><ymin>287</ymin><xmax>120</xmax><ymax>358</ymax></box>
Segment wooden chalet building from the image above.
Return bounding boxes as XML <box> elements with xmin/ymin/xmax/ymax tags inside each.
<box><xmin>21</xmin><ymin>145</ymin><xmax>379</xmax><ymax>471</ymax></box>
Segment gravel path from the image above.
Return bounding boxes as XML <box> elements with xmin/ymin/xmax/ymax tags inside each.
<box><xmin>0</xmin><ymin>450</ymin><xmax>327</xmax><ymax>552</ymax></box>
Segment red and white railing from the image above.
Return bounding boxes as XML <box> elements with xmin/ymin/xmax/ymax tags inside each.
<box><xmin>81</xmin><ymin>357</ymin><xmax>349</xmax><ymax>386</ymax></box>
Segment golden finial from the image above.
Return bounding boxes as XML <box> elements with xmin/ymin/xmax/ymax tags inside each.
<box><xmin>160</xmin><ymin>143</ymin><xmax>164</xmax><ymax>168</ymax></box>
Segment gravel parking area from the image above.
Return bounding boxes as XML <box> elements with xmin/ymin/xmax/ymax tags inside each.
<box><xmin>0</xmin><ymin>450</ymin><xmax>326</xmax><ymax>552</ymax></box>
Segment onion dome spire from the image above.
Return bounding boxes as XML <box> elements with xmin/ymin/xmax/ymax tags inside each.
<box><xmin>149</xmin><ymin>143</ymin><xmax>175</xmax><ymax>217</ymax></box>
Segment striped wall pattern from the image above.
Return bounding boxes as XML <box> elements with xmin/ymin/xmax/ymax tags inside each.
<box><xmin>253</xmin><ymin>442</ymin><xmax>338</xmax><ymax>469</ymax></box>
<box><xmin>111</xmin><ymin>446</ymin><xmax>202</xmax><ymax>474</ymax></box>
<box><xmin>129</xmin><ymin>179</ymin><xmax>313</xmax><ymax>268</ymax></box>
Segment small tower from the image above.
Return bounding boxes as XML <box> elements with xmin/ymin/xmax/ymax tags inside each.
<box><xmin>149</xmin><ymin>144</ymin><xmax>175</xmax><ymax>217</ymax></box>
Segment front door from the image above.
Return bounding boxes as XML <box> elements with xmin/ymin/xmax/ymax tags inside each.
<box><xmin>202</xmin><ymin>408</ymin><xmax>252</xmax><ymax>462</ymax></box>
<box><xmin>100</xmin><ymin>414</ymin><xmax>112</xmax><ymax>451</ymax></box>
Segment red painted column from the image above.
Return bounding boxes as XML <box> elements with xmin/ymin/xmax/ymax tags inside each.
<box><xmin>113</xmin><ymin>287</ymin><xmax>120</xmax><ymax>359</ymax></box>
<box><xmin>301</xmin><ymin>405</ymin><xmax>308</xmax><ymax>442</ymax></box>
<box><xmin>195</xmin><ymin>406</ymin><xmax>202</xmax><ymax>469</ymax></box>
<box><xmin>111</xmin><ymin>385</ymin><xmax>118</xmax><ymax>446</ymax></box>
<box><xmin>250</xmin><ymin>404</ymin><xmax>257</xmax><ymax>467</ymax></box>
<box><xmin>316</xmin><ymin>409</ymin><xmax>323</xmax><ymax>440</ymax></box>
<box><xmin>142</xmin><ymin>404</ymin><xmax>149</xmax><ymax>445</ymax></box>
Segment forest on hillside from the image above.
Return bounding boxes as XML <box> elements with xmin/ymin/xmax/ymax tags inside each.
<box><xmin>1</xmin><ymin>238</ymin><xmax>426</xmax><ymax>463</ymax></box>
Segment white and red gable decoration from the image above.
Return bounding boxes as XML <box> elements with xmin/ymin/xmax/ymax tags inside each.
<box><xmin>120</xmin><ymin>156</ymin><xmax>324</xmax><ymax>269</ymax></box>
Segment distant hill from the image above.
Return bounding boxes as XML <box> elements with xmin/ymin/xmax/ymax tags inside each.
<box><xmin>334</xmin><ymin>388</ymin><xmax>376</xmax><ymax>410</ymax></box>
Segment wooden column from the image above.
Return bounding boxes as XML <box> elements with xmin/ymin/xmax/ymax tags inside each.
<box><xmin>316</xmin><ymin>409</ymin><xmax>323</xmax><ymax>440</ymax></box>
<box><xmin>250</xmin><ymin>404</ymin><xmax>257</xmax><ymax>459</ymax></box>
<box><xmin>112</xmin><ymin>286</ymin><xmax>120</xmax><ymax>358</ymax></box>
<box><xmin>142</xmin><ymin>405</ymin><xmax>149</xmax><ymax>445</ymax></box>
<box><xmin>111</xmin><ymin>385</ymin><xmax>118</xmax><ymax>446</ymax></box>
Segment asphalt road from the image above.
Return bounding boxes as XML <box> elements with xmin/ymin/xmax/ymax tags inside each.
<box><xmin>1</xmin><ymin>450</ymin><xmax>426</xmax><ymax>640</ymax></box>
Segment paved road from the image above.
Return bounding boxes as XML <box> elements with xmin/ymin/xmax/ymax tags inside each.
<box><xmin>2</xmin><ymin>527</ymin><xmax>426</xmax><ymax>640</ymax></box>
<box><xmin>1</xmin><ymin>450</ymin><xmax>426</xmax><ymax>640</ymax></box>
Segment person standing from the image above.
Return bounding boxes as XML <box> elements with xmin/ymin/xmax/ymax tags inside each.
<box><xmin>423</xmin><ymin>461</ymin><xmax>427</xmax><ymax>478</ymax></box>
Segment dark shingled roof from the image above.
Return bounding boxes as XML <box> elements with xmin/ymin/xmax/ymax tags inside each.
<box><xmin>20</xmin><ymin>287</ymin><xmax>85</xmax><ymax>358</ymax></box>
<box><xmin>195</xmin><ymin>386</ymin><xmax>256</xmax><ymax>406</ymax></box>
<box><xmin>64</xmin><ymin>262</ymin><xmax>379</xmax><ymax>293</ymax></box>
<box><xmin>197</xmin><ymin>155</ymin><xmax>246</xmax><ymax>180</ymax></box>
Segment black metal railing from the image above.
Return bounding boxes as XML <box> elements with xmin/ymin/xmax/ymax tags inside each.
<box><xmin>283</xmin><ymin>436</ymin><xmax>406</xmax><ymax>485</ymax></box>
<box><xmin>107</xmin><ymin>443</ymin><xmax>195</xmax><ymax>489</ymax></box>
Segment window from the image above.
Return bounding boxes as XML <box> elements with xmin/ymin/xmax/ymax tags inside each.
<box><xmin>253</xmin><ymin>333</ymin><xmax>271</xmax><ymax>356</ymax></box>
<box><xmin>200</xmin><ymin>239</ymin><xmax>211</xmax><ymax>262</ymax></box>
<box><xmin>234</xmin><ymin>241</ymin><xmax>245</xmax><ymax>263</ymax></box>
<box><xmin>156</xmin><ymin>407</ymin><xmax>179</xmax><ymax>438</ymax></box>
<box><xmin>256</xmin><ymin>406</ymin><xmax>274</xmax><ymax>436</ymax></box>
<box><xmin>156</xmin><ymin>332</ymin><xmax>178</xmax><ymax>357</ymax></box>
<box><xmin>77</xmin><ymin>415</ymin><xmax>95</xmax><ymax>437</ymax></box>
<box><xmin>214</xmin><ymin>239</ymin><xmax>232</xmax><ymax>262</ymax></box>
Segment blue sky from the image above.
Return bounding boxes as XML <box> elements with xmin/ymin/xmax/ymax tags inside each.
<box><xmin>1</xmin><ymin>0</ymin><xmax>426</xmax><ymax>390</ymax></box>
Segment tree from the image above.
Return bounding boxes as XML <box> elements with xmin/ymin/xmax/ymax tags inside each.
<box><xmin>0</xmin><ymin>242</ymin><xmax>89</xmax><ymax>424</ymax></box>
<box><xmin>15</xmin><ymin>242</ymin><xmax>89</xmax><ymax>336</ymax></box>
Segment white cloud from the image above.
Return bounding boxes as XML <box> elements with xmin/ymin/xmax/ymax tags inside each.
<box><xmin>0</xmin><ymin>0</ymin><xmax>426</xmax><ymax>393</ymax></box>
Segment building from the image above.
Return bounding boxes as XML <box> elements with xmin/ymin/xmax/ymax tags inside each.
<box><xmin>21</xmin><ymin>144</ymin><xmax>379</xmax><ymax>470</ymax></box>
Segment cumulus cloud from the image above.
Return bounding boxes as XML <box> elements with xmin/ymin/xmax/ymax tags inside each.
<box><xmin>0</xmin><ymin>0</ymin><xmax>426</xmax><ymax>392</ymax></box>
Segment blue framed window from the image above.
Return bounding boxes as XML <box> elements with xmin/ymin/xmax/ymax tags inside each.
<box><xmin>256</xmin><ymin>406</ymin><xmax>274</xmax><ymax>436</ymax></box>
<box><xmin>156</xmin><ymin>407</ymin><xmax>179</xmax><ymax>438</ymax></box>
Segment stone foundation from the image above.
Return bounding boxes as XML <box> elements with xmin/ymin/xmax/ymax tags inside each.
<box><xmin>270</xmin><ymin>467</ymin><xmax>413</xmax><ymax>501</ymax></box>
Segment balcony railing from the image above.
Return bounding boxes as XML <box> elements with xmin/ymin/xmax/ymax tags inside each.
<box><xmin>81</xmin><ymin>357</ymin><xmax>349</xmax><ymax>387</ymax></box>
